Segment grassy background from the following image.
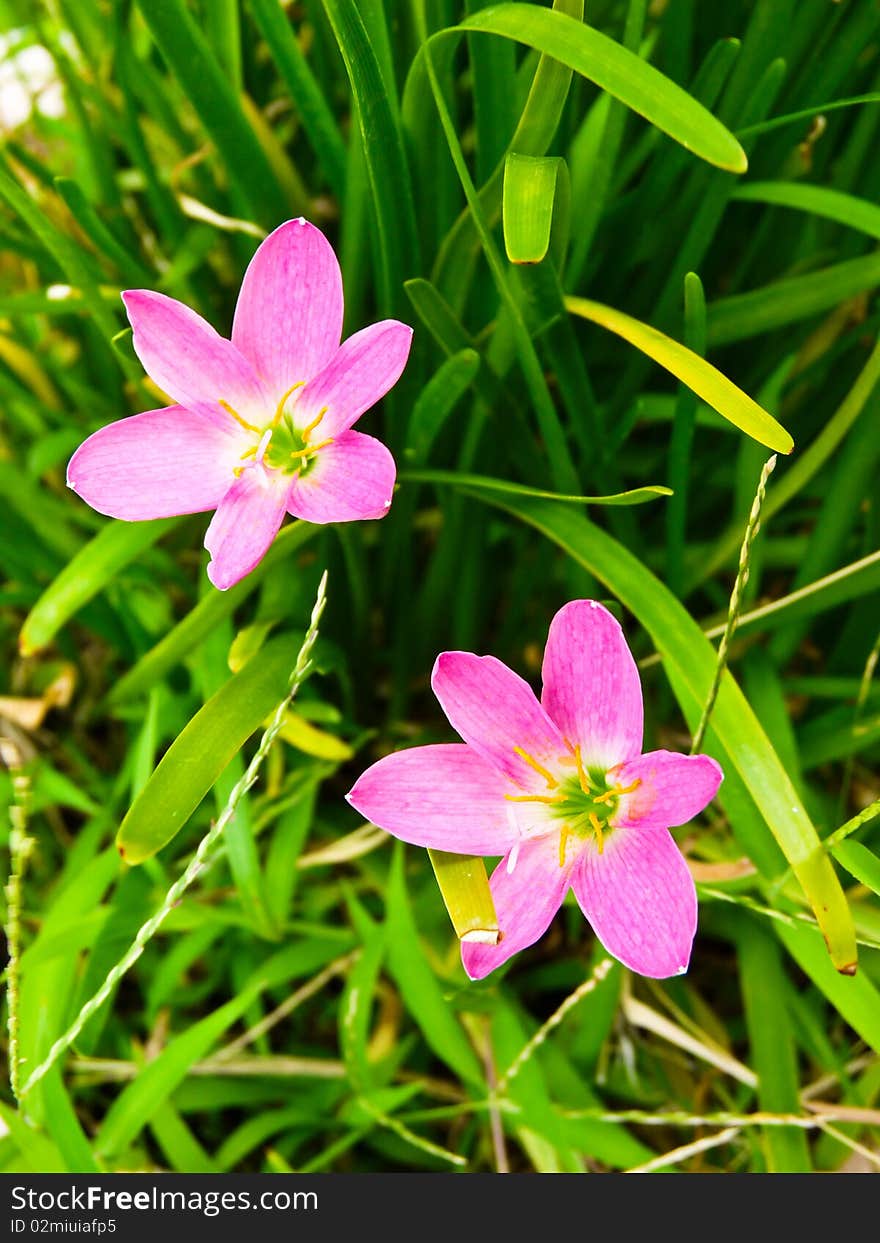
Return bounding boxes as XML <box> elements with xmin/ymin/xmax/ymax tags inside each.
<box><xmin>1</xmin><ymin>0</ymin><xmax>879</xmax><ymax>1173</ymax></box>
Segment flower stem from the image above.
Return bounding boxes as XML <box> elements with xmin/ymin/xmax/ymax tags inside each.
<box><xmin>19</xmin><ymin>572</ymin><xmax>328</xmax><ymax>1100</ymax></box>
<box><xmin>2</xmin><ymin>738</ymin><xmax>34</xmax><ymax>1104</ymax></box>
<box><xmin>691</xmin><ymin>454</ymin><xmax>777</xmax><ymax>754</ymax></box>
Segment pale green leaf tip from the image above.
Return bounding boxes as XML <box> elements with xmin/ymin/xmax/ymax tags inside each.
<box><xmin>727</xmin><ymin>145</ymin><xmax>749</xmax><ymax>175</ymax></box>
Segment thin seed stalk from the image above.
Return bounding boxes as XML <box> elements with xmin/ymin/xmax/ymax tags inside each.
<box><xmin>691</xmin><ymin>455</ymin><xmax>777</xmax><ymax>754</ymax></box>
<box><xmin>495</xmin><ymin>957</ymin><xmax>614</xmax><ymax>1095</ymax></box>
<box><xmin>19</xmin><ymin>573</ymin><xmax>329</xmax><ymax>1099</ymax></box>
<box><xmin>2</xmin><ymin>739</ymin><xmax>34</xmax><ymax>1103</ymax></box>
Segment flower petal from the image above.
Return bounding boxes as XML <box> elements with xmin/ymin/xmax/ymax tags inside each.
<box><xmin>285</xmin><ymin>431</ymin><xmax>395</xmax><ymax>524</ymax></box>
<box><xmin>67</xmin><ymin>406</ymin><xmax>245</xmax><ymax>520</ymax></box>
<box><xmin>122</xmin><ymin>289</ymin><xmax>271</xmax><ymax>424</ymax></box>
<box><xmin>231</xmin><ymin>218</ymin><xmax>344</xmax><ymax>396</ymax></box>
<box><xmin>204</xmin><ymin>467</ymin><xmax>289</xmax><ymax>590</ymax></box>
<box><xmin>431</xmin><ymin>652</ymin><xmax>568</xmax><ymax>789</ymax></box>
<box><xmin>541</xmin><ymin>599</ymin><xmax>643</xmax><ymax>769</ymax></box>
<box><xmin>612</xmin><ymin>751</ymin><xmax>723</xmax><ymax>830</ymax></box>
<box><xmin>571</xmin><ymin>828</ymin><xmax>697</xmax><ymax>978</ymax></box>
<box><xmin>346</xmin><ymin>744</ymin><xmax>518</xmax><ymax>855</ymax></box>
<box><xmin>461</xmin><ymin>835</ymin><xmax>571</xmax><ymax>980</ymax></box>
<box><xmin>290</xmin><ymin>319</ymin><xmax>413</xmax><ymax>438</ymax></box>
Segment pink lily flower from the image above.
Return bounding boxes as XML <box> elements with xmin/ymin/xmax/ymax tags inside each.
<box><xmin>347</xmin><ymin>600</ymin><xmax>723</xmax><ymax>980</ymax></box>
<box><xmin>67</xmin><ymin>218</ymin><xmax>413</xmax><ymax>589</ymax></box>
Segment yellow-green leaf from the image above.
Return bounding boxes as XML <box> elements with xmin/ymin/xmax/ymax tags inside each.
<box><xmin>566</xmin><ymin>296</ymin><xmax>794</xmax><ymax>454</ymax></box>
<box><xmin>276</xmin><ymin>710</ymin><xmax>353</xmax><ymax>762</ymax></box>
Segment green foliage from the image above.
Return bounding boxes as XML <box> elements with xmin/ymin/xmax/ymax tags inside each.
<box><xmin>1</xmin><ymin>0</ymin><xmax>879</xmax><ymax>1175</ymax></box>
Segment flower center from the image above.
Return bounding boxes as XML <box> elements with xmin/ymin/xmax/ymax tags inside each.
<box><xmin>504</xmin><ymin>744</ymin><xmax>640</xmax><ymax>865</ymax></box>
<box><xmin>219</xmin><ymin>386</ymin><xmax>332</xmax><ymax>479</ymax></box>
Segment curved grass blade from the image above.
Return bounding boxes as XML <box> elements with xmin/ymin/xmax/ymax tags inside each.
<box><xmin>402</xmin><ymin>468</ymin><xmax>671</xmax><ymax>506</ymax></box>
<box><xmin>566</xmin><ymin>296</ymin><xmax>794</xmax><ymax>454</ymax></box>
<box><xmin>116</xmin><ymin>633</ymin><xmax>305</xmax><ymax>864</ymax></box>
<box><xmin>706</xmin><ymin>251</ymin><xmax>880</xmax><ymax>348</ymax></box>
<box><xmin>420</xmin><ymin>4</ymin><xmax>747</xmax><ymax>173</ymax></box>
<box><xmin>731</xmin><ymin>180</ymin><xmax>880</xmax><ymax>240</ymax></box>
<box><xmin>452</xmin><ymin>484</ymin><xmax>857</xmax><ymax>974</ymax></box>
<box><xmin>19</xmin><ymin>517</ymin><xmax>180</xmax><ymax>656</ymax></box>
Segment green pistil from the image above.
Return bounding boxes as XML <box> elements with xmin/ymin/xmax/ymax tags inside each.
<box><xmin>263</xmin><ymin>415</ymin><xmax>322</xmax><ymax>477</ymax></box>
<box><xmin>549</xmin><ymin>773</ymin><xmax>619</xmax><ymax>834</ymax></box>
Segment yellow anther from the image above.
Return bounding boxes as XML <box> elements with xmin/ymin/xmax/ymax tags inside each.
<box><xmin>593</xmin><ymin>789</ymin><xmax>617</xmax><ymax>805</ymax></box>
<box><xmin>218</xmin><ymin>399</ymin><xmax>260</xmax><ymax>433</ymax></box>
<box><xmin>615</xmin><ymin>778</ymin><xmax>642</xmax><ymax>796</ymax></box>
<box><xmin>513</xmin><ymin>745</ymin><xmax>558</xmax><ymax>789</ymax></box>
<box><xmin>504</xmin><ymin>793</ymin><xmax>565</xmax><ymax>806</ymax></box>
<box><xmin>239</xmin><ymin>446</ymin><xmax>257</xmax><ymax>461</ymax></box>
<box><xmin>301</xmin><ymin>405</ymin><xmax>329</xmax><ymax>442</ymax></box>
<box><xmin>589</xmin><ymin>812</ymin><xmax>605</xmax><ymax>855</ymax></box>
<box><xmin>573</xmin><ymin>744</ymin><xmax>593</xmax><ymax>794</ymax></box>
<box><xmin>272</xmin><ymin>381</ymin><xmax>305</xmax><ymax>427</ymax></box>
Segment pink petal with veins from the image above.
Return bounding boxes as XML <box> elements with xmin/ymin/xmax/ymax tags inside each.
<box><xmin>291</xmin><ymin>319</ymin><xmax>413</xmax><ymax>439</ymax></box>
<box><xmin>347</xmin><ymin>743</ymin><xmax>518</xmax><ymax>856</ymax></box>
<box><xmin>461</xmin><ymin>834</ymin><xmax>572</xmax><ymax>980</ymax></box>
<box><xmin>572</xmin><ymin>828</ymin><xmax>697</xmax><ymax>978</ymax></box>
<box><xmin>205</xmin><ymin>467</ymin><xmax>290</xmax><ymax>590</ymax></box>
<box><xmin>542</xmin><ymin>599</ymin><xmax>643</xmax><ymax>769</ymax></box>
<box><xmin>232</xmin><ymin>218</ymin><xmax>344</xmax><ymax>397</ymax></box>
<box><xmin>432</xmin><ymin>651</ymin><xmax>568</xmax><ymax>789</ymax></box>
<box><xmin>612</xmin><ymin>750</ymin><xmax>723</xmax><ymax>830</ymax></box>
<box><xmin>67</xmin><ymin>405</ymin><xmax>245</xmax><ymax>520</ymax></box>
<box><xmin>122</xmin><ymin>290</ymin><xmax>270</xmax><ymax>425</ymax></box>
<box><xmin>286</xmin><ymin>430</ymin><xmax>395</xmax><ymax>523</ymax></box>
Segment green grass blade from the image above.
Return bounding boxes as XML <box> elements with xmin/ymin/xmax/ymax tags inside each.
<box><xmin>19</xmin><ymin>517</ymin><xmax>179</xmax><ymax>656</ymax></box>
<box><xmin>116</xmin><ymin>633</ymin><xmax>304</xmax><ymax>864</ymax></box>
<box><xmin>738</xmin><ymin>920</ymin><xmax>812</xmax><ymax>1171</ymax></box>
<box><xmin>105</xmin><ymin>522</ymin><xmax>316</xmax><ymax>705</ymax></box>
<box><xmin>707</xmin><ymin>251</ymin><xmax>880</xmax><ymax>347</ymax></box>
<box><xmin>320</xmin><ymin>0</ymin><xmax>419</xmax><ymax>311</ymax></box>
<box><xmin>456</xmin><ymin>4</ymin><xmax>747</xmax><ymax>172</ymax></box>
<box><xmin>386</xmin><ymin>844</ymin><xmax>483</xmax><ymax>1088</ymax></box>
<box><xmin>503</xmin><ymin>153</ymin><xmax>566</xmax><ymax>264</ymax></box>
<box><xmin>731</xmin><ymin>180</ymin><xmax>880</xmax><ymax>240</ymax></box>
<box><xmin>134</xmin><ymin>0</ymin><xmax>287</xmax><ymax>226</ymax></box>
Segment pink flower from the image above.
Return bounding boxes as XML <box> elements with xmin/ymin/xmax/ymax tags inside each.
<box><xmin>67</xmin><ymin>218</ymin><xmax>413</xmax><ymax>589</ymax></box>
<box><xmin>347</xmin><ymin>600</ymin><xmax>722</xmax><ymax>980</ymax></box>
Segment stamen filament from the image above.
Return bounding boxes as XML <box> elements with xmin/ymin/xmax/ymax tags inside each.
<box><xmin>513</xmin><ymin>745</ymin><xmax>558</xmax><ymax>789</ymax></box>
<box><xmin>504</xmin><ymin>793</ymin><xmax>565</xmax><ymax>806</ymax></box>
<box><xmin>589</xmin><ymin>812</ymin><xmax>605</xmax><ymax>854</ymax></box>
<box><xmin>218</xmin><ymin>399</ymin><xmax>260</xmax><ymax>434</ymax></box>
<box><xmin>301</xmin><ymin>405</ymin><xmax>329</xmax><ymax>442</ymax></box>
<box><xmin>573</xmin><ymin>745</ymin><xmax>594</xmax><ymax>794</ymax></box>
<box><xmin>272</xmin><ymin>381</ymin><xmax>305</xmax><ymax>427</ymax></box>
<box><xmin>558</xmin><ymin>825</ymin><xmax>570</xmax><ymax>867</ymax></box>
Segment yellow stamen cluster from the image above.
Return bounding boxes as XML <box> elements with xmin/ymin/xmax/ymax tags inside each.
<box><xmin>220</xmin><ymin>389</ymin><xmax>333</xmax><ymax>479</ymax></box>
<box><xmin>503</xmin><ymin>742</ymin><xmax>641</xmax><ymax>865</ymax></box>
